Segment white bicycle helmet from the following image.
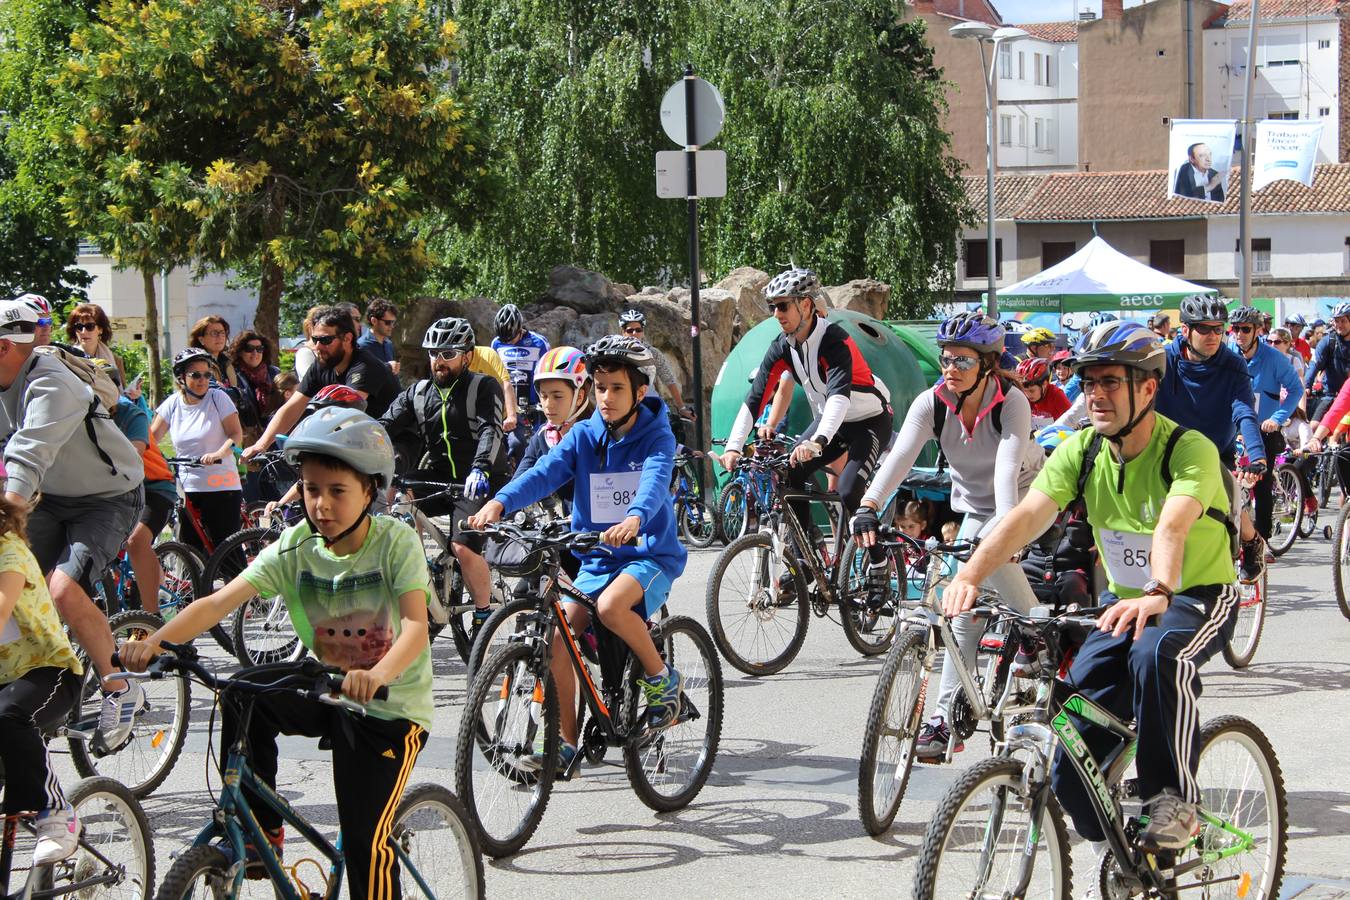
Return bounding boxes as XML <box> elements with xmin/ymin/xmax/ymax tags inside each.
<box><xmin>283</xmin><ymin>406</ymin><xmax>396</xmax><ymax>489</ymax></box>
<box><xmin>765</xmin><ymin>268</ymin><xmax>821</xmax><ymax>300</ymax></box>
<box><xmin>423</xmin><ymin>317</ymin><xmax>476</xmax><ymax>352</ymax></box>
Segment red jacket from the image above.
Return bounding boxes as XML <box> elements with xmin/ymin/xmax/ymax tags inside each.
<box><xmin>1030</xmin><ymin>384</ymin><xmax>1071</xmax><ymax>421</ymax></box>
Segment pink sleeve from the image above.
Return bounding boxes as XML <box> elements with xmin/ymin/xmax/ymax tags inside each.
<box><xmin>1320</xmin><ymin>379</ymin><xmax>1350</xmax><ymax>428</ymax></box>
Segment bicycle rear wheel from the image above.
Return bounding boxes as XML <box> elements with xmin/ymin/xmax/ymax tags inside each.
<box><xmin>198</xmin><ymin>526</ymin><xmax>278</xmax><ymax>654</ymax></box>
<box><xmin>679</xmin><ymin>499</ymin><xmax>718</xmax><ymax>549</ymax></box>
<box><xmin>64</xmin><ymin>775</ymin><xmax>155</xmax><ymax>900</ymax></box>
<box><xmin>718</xmin><ymin>481</ymin><xmax>749</xmax><ymax>545</ymax></box>
<box><xmin>1224</xmin><ymin>566</ymin><xmax>1267</xmax><ymax>669</ymax></box>
<box><xmin>705</xmin><ymin>531</ymin><xmax>809</xmax><ymax>676</ymax></box>
<box><xmin>1268</xmin><ymin>465</ymin><xmax>1303</xmax><ymax>557</ymax></box>
<box><xmin>392</xmin><ymin>783</ymin><xmax>485</xmax><ymax>899</ymax></box>
<box><xmin>69</xmin><ymin>611</ymin><xmax>190</xmax><ymax>798</ymax></box>
<box><xmin>858</xmin><ymin>628</ymin><xmax>928</xmax><ymax>835</ymax></box>
<box><xmin>150</xmin><ymin>541</ymin><xmax>201</xmax><ymax>621</ymax></box>
<box><xmin>1188</xmin><ymin>716</ymin><xmax>1287</xmax><ymax>900</ymax></box>
<box><xmin>912</xmin><ymin>757</ymin><xmax>1071</xmax><ymax>900</ymax></box>
<box><xmin>1332</xmin><ymin>504</ymin><xmax>1350</xmax><ymax>620</ymax></box>
<box><xmin>836</xmin><ymin>537</ymin><xmax>901</xmax><ymax>656</ymax></box>
<box><xmin>232</xmin><ymin>591</ymin><xmax>305</xmax><ymax>667</ymax></box>
<box><xmin>622</xmin><ymin>616</ymin><xmax>724</xmax><ymax>812</ymax></box>
<box><xmin>454</xmin><ymin>643</ymin><xmax>557</xmax><ymax>858</ymax></box>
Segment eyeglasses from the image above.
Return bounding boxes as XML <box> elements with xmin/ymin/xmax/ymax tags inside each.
<box><xmin>204</xmin><ymin>329</ymin><xmax>227</xmax><ymax>338</ymax></box>
<box><xmin>311</xmin><ymin>334</ymin><xmax>340</xmax><ymax>346</ymax></box>
<box><xmin>184</xmin><ymin>371</ymin><xmax>211</xmax><ymax>381</ymax></box>
<box><xmin>242</xmin><ymin>344</ymin><xmax>265</xmax><ymax>353</ymax></box>
<box><xmin>72</xmin><ymin>322</ymin><xmax>98</xmax><ymax>333</ymax></box>
<box><xmin>1231</xmin><ymin>325</ymin><xmax>1255</xmax><ymax>335</ymax></box>
<box><xmin>767</xmin><ymin>301</ymin><xmax>795</xmax><ymax>314</ymax></box>
<box><xmin>1188</xmin><ymin>323</ymin><xmax>1225</xmax><ymax>336</ymax></box>
<box><xmin>1271</xmin><ymin>339</ymin><xmax>1289</xmax><ymax>346</ymax></box>
<box><xmin>938</xmin><ymin>354</ymin><xmax>980</xmax><ymax>371</ymax></box>
<box><xmin>430</xmin><ymin>349</ymin><xmax>465</xmax><ymax>361</ymax></box>
<box><xmin>623</xmin><ymin>327</ymin><xmax>644</xmax><ymax>336</ymax></box>
<box><xmin>1080</xmin><ymin>375</ymin><xmax>1128</xmax><ymax>394</ymax></box>
<box><xmin>379</xmin><ymin>318</ymin><xmax>397</xmax><ymax>326</ymax></box>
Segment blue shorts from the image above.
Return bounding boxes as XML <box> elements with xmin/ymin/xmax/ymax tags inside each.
<box><xmin>569</xmin><ymin>560</ymin><xmax>671</xmax><ymax>622</ymax></box>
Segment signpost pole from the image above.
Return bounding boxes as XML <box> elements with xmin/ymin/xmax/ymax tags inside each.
<box><xmin>683</xmin><ymin>63</ymin><xmax>706</xmax><ymax>455</ymax></box>
<box><xmin>1238</xmin><ymin>0</ymin><xmax>1260</xmax><ymax>308</ymax></box>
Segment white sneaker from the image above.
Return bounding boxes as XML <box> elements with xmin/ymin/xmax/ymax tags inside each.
<box><xmin>97</xmin><ymin>682</ymin><xmax>146</xmax><ymax>750</ymax></box>
<box><xmin>33</xmin><ymin>805</ymin><xmax>81</xmax><ymax>866</ymax></box>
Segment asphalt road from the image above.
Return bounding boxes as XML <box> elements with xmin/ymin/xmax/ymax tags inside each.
<box><xmin>54</xmin><ymin>535</ymin><xmax>1350</xmax><ymax>899</ymax></box>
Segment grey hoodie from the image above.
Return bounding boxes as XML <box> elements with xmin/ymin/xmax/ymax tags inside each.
<box><xmin>0</xmin><ymin>351</ymin><xmax>143</xmax><ymax>500</ymax></box>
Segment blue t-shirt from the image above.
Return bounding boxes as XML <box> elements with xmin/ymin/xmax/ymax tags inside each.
<box><xmin>356</xmin><ymin>332</ymin><xmax>395</xmax><ymax>364</ymax></box>
<box><xmin>491</xmin><ymin>331</ymin><xmax>550</xmax><ymax>404</ymax></box>
<box><xmin>113</xmin><ymin>397</ymin><xmax>176</xmax><ymax>498</ymax></box>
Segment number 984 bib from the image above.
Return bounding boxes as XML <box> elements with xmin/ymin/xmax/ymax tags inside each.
<box><xmin>1100</xmin><ymin>529</ymin><xmax>1152</xmax><ymax>590</ymax></box>
<box><xmin>590</xmin><ymin>471</ymin><xmax>643</xmax><ymax>525</ymax></box>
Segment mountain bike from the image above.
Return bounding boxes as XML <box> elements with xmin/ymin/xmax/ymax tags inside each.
<box><xmin>455</xmin><ymin>519</ymin><xmax>723</xmax><ymax>858</ymax></box>
<box><xmin>671</xmin><ymin>447</ymin><xmax>717</xmax><ymax>549</ymax></box>
<box><xmin>130</xmin><ymin>645</ymin><xmax>485</xmax><ymax>900</ymax></box>
<box><xmin>0</xmin><ymin>769</ymin><xmax>154</xmax><ymax>900</ymax></box>
<box><xmin>1266</xmin><ymin>449</ymin><xmax>1304</xmax><ymax>556</ymax></box>
<box><xmin>912</xmin><ymin>601</ymin><xmax>1286</xmax><ymax>900</ymax></box>
<box><xmin>714</xmin><ymin>436</ymin><xmax>789</xmax><ymax>544</ymax></box>
<box><xmin>91</xmin><ymin>540</ymin><xmax>201</xmax><ymax>620</ymax></box>
<box><xmin>857</xmin><ymin>536</ymin><xmax>1021</xmax><ymax>836</ymax></box>
<box><xmin>1226</xmin><ymin>480</ymin><xmax>1268</xmax><ymax>669</ymax></box>
<box><xmin>705</xmin><ymin>450</ymin><xmax>891</xmax><ymax>674</ymax></box>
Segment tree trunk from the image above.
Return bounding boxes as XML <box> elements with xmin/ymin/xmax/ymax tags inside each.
<box><xmin>254</xmin><ymin>258</ymin><xmax>283</xmax><ymax>350</ymax></box>
<box><xmin>141</xmin><ymin>269</ymin><xmax>163</xmax><ymax>408</ymax></box>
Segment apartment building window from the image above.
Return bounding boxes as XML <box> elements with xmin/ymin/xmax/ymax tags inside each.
<box><xmin>1318</xmin><ymin>38</ymin><xmax>1332</xmax><ymax>49</ymax></box>
<box><xmin>1266</xmin><ymin>58</ymin><xmax>1300</xmax><ymax>67</ymax></box>
<box><xmin>999</xmin><ymin>114</ymin><xmax>1013</xmax><ymax>145</ymax></box>
<box><xmin>1033</xmin><ymin>119</ymin><xmax>1043</xmax><ymax>149</ymax></box>
<box><xmin>1235</xmin><ymin>238</ymin><xmax>1272</xmax><ymax>274</ymax></box>
<box><xmin>1343</xmin><ymin>237</ymin><xmax>1349</xmax><ymax>274</ymax></box>
<box><xmin>1018</xmin><ymin>115</ymin><xmax>1027</xmax><ymax>146</ymax></box>
<box><xmin>965</xmin><ymin>239</ymin><xmax>1003</xmax><ymax>280</ymax></box>
<box><xmin>1043</xmin><ymin>54</ymin><xmax>1055</xmax><ymax>87</ymax></box>
<box><xmin>1269</xmin><ymin>111</ymin><xmax>1300</xmax><ymax>120</ymax></box>
<box><xmin>1042</xmin><ymin>241</ymin><xmax>1075</xmax><ymax>269</ymax></box>
<box><xmin>1018</xmin><ymin>51</ymin><xmax>1025</xmax><ymax>80</ymax></box>
<box><xmin>999</xmin><ymin>46</ymin><xmax>1013</xmax><ymax>79</ymax></box>
<box><xmin>1149</xmin><ymin>240</ymin><xmax>1186</xmax><ymax>275</ymax></box>
<box><xmin>1319</xmin><ymin>107</ymin><xmax>1331</xmax><ymax>117</ymax></box>
<box><xmin>1034</xmin><ymin>52</ymin><xmax>1045</xmax><ymax>85</ymax></box>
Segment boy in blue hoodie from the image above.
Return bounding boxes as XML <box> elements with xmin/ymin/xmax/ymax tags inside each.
<box><xmin>469</xmin><ymin>335</ymin><xmax>687</xmax><ymax>773</ymax></box>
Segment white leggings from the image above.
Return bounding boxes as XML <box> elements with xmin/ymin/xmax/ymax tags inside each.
<box><xmin>933</xmin><ymin>512</ymin><xmax>1040</xmax><ymax>720</ymax></box>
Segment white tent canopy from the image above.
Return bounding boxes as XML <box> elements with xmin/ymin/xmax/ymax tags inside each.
<box><xmin>994</xmin><ymin>236</ymin><xmax>1216</xmax><ymax>316</ymax></box>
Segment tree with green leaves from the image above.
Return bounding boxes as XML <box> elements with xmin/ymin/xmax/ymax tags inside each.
<box><xmin>50</xmin><ymin>0</ymin><xmax>486</xmax><ymax>358</ymax></box>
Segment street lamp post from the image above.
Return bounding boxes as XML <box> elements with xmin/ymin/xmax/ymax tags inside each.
<box><xmin>950</xmin><ymin>22</ymin><xmax>1028</xmax><ymax>319</ymax></box>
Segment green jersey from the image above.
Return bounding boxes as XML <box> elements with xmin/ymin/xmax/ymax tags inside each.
<box><xmin>1032</xmin><ymin>414</ymin><xmax>1235</xmax><ymax>597</ymax></box>
<box><xmin>244</xmin><ymin>515</ymin><xmax>434</xmax><ymax>730</ymax></box>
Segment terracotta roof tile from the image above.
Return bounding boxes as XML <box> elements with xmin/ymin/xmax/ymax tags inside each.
<box><xmin>1216</xmin><ymin>0</ymin><xmax>1340</xmax><ymax>23</ymax></box>
<box><xmin>1018</xmin><ymin>21</ymin><xmax>1079</xmax><ymax>42</ymax></box>
<box><xmin>962</xmin><ymin>174</ymin><xmax>1045</xmax><ymax>219</ymax></box>
<box><xmin>1011</xmin><ymin>163</ymin><xmax>1350</xmax><ymax>220</ymax></box>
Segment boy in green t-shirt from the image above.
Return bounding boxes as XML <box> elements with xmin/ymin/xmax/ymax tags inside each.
<box><xmin>122</xmin><ymin>408</ymin><xmax>432</xmax><ymax>898</ymax></box>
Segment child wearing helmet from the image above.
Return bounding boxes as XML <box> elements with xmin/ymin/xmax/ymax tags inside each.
<box><xmin>515</xmin><ymin>347</ymin><xmax>594</xmax><ymax>504</ymax></box>
<box><xmin>1020</xmin><ymin>327</ymin><xmax>1057</xmax><ymax>360</ymax></box>
<box><xmin>1016</xmin><ymin>356</ymin><xmax>1071</xmax><ymax>425</ymax></box>
<box><xmin>120</xmin><ymin>408</ymin><xmax>433</xmax><ymax>893</ymax></box>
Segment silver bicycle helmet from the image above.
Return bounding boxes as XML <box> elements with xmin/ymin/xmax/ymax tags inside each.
<box><xmin>423</xmin><ymin>317</ymin><xmax>476</xmax><ymax>352</ymax></box>
<box><xmin>765</xmin><ymin>268</ymin><xmax>821</xmax><ymax>300</ymax></box>
<box><xmin>1179</xmin><ymin>295</ymin><xmax>1230</xmax><ymax>325</ymax></box>
<box><xmin>619</xmin><ymin>308</ymin><xmax>646</xmax><ymax>327</ymax></box>
<box><xmin>1333</xmin><ymin>301</ymin><xmax>1350</xmax><ymax>320</ymax></box>
<box><xmin>283</xmin><ymin>406</ymin><xmax>396</xmax><ymax>489</ymax></box>
<box><xmin>584</xmin><ymin>334</ymin><xmax>656</xmax><ymax>386</ymax></box>
<box><xmin>495</xmin><ymin>304</ymin><xmax>525</xmax><ymax>341</ymax></box>
<box><xmin>1229</xmin><ymin>306</ymin><xmax>1263</xmax><ymax>327</ymax></box>
<box><xmin>172</xmin><ymin>347</ymin><xmax>214</xmax><ymax>377</ymax></box>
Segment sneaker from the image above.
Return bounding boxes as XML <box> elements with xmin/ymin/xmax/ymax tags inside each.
<box><xmin>469</xmin><ymin>606</ymin><xmax>492</xmax><ymax>641</ymax></box>
<box><xmin>1304</xmin><ymin>496</ymin><xmax>1319</xmax><ymax>516</ymax></box>
<box><xmin>97</xmin><ymin>681</ymin><xmax>146</xmax><ymax>751</ymax></box>
<box><xmin>1238</xmin><ymin>538</ymin><xmax>1265</xmax><ymax>583</ymax></box>
<box><xmin>774</xmin><ymin>572</ymin><xmax>798</xmax><ymax>607</ymax></box>
<box><xmin>1138</xmin><ymin>788</ymin><xmax>1199</xmax><ymax>852</ymax></box>
<box><xmin>1011</xmin><ymin>638</ymin><xmax>1044</xmax><ymax>678</ymax></box>
<box><xmin>33</xmin><ymin>805</ymin><xmax>80</xmax><ymax>866</ymax></box>
<box><xmin>242</xmin><ymin>826</ymin><xmax>285</xmax><ymax>880</ymax></box>
<box><xmin>526</xmin><ymin>742</ymin><xmax>578</xmax><ymax>779</ymax></box>
<box><xmin>640</xmin><ymin>666</ymin><xmax>684</xmax><ymax>730</ymax></box>
<box><xmin>915</xmin><ymin>716</ymin><xmax>963</xmax><ymax>762</ymax></box>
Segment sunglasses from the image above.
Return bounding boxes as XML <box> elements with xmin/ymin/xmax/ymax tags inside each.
<box><xmin>1188</xmin><ymin>323</ymin><xmax>1226</xmax><ymax>336</ymax></box>
<box><xmin>1231</xmin><ymin>325</ymin><xmax>1255</xmax><ymax>335</ymax></box>
<box><xmin>767</xmin><ymin>300</ymin><xmax>797</xmax><ymax>314</ymax></box>
<box><xmin>1271</xmin><ymin>339</ymin><xmax>1289</xmax><ymax>346</ymax></box>
<box><xmin>1080</xmin><ymin>375</ymin><xmax>1128</xmax><ymax>394</ymax></box>
<box><xmin>379</xmin><ymin>318</ymin><xmax>397</xmax><ymax>326</ymax></box>
<box><xmin>183</xmin><ymin>371</ymin><xmax>211</xmax><ymax>381</ymax></box>
<box><xmin>242</xmin><ymin>343</ymin><xmax>265</xmax><ymax>353</ymax></box>
<box><xmin>623</xmin><ymin>327</ymin><xmax>644</xmax><ymax>336</ymax></box>
<box><xmin>311</xmin><ymin>334</ymin><xmax>340</xmax><ymax>346</ymax></box>
<box><xmin>430</xmin><ymin>349</ymin><xmax>465</xmax><ymax>361</ymax></box>
<box><xmin>72</xmin><ymin>322</ymin><xmax>99</xmax><ymax>333</ymax></box>
<box><xmin>938</xmin><ymin>354</ymin><xmax>980</xmax><ymax>371</ymax></box>
<box><xmin>37</xmin><ymin>318</ymin><xmax>51</xmax><ymax>327</ymax></box>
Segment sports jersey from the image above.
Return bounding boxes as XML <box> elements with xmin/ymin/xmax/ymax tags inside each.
<box><xmin>379</xmin><ymin>373</ymin><xmax>507</xmax><ymax>480</ymax></box>
<box><xmin>113</xmin><ymin>397</ymin><xmax>175</xmax><ymax>498</ymax></box>
<box><xmin>1157</xmin><ymin>335</ymin><xmax>1263</xmax><ymax>464</ymax></box>
<box><xmin>0</xmin><ymin>532</ymin><xmax>82</xmax><ymax>682</ymax></box>
<box><xmin>1032</xmin><ymin>416</ymin><xmax>1235</xmax><ymax>597</ymax></box>
<box><xmin>243</xmin><ymin>515</ymin><xmax>434</xmax><ymax>730</ymax></box>
<box><xmin>491</xmin><ymin>331</ymin><xmax>550</xmax><ymax>404</ymax></box>
<box><xmin>297</xmin><ymin>345</ymin><xmax>399</xmax><ymax>419</ymax></box>
<box><xmin>468</xmin><ymin>346</ymin><xmax>510</xmax><ymax>387</ymax></box>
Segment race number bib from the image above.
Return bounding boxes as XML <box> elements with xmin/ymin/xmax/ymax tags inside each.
<box><xmin>1099</xmin><ymin>529</ymin><xmax>1152</xmax><ymax>590</ymax></box>
<box><xmin>590</xmin><ymin>471</ymin><xmax>643</xmax><ymax>525</ymax></box>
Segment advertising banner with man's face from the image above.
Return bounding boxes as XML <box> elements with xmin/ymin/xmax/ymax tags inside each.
<box><xmin>1168</xmin><ymin>119</ymin><xmax>1237</xmax><ymax>204</ymax></box>
<box><xmin>1253</xmin><ymin>120</ymin><xmax>1325</xmax><ymax>191</ymax></box>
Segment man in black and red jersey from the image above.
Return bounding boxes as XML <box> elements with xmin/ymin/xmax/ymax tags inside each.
<box><xmin>720</xmin><ymin>268</ymin><xmax>893</xmax><ymax>569</ymax></box>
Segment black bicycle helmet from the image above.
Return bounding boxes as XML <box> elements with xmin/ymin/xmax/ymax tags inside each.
<box><xmin>172</xmin><ymin>347</ymin><xmax>214</xmax><ymax>377</ymax></box>
<box><xmin>1179</xmin><ymin>295</ymin><xmax>1229</xmax><ymax>325</ymax></box>
<box><xmin>495</xmin><ymin>304</ymin><xmax>525</xmax><ymax>342</ymax></box>
<box><xmin>583</xmin><ymin>334</ymin><xmax>655</xmax><ymax>386</ymax></box>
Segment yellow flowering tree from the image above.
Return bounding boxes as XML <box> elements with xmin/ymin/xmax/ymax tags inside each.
<box><xmin>54</xmin><ymin>0</ymin><xmax>486</xmax><ymax>348</ymax></box>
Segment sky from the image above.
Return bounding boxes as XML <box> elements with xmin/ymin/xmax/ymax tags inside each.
<box><xmin>994</xmin><ymin>0</ymin><xmax>1148</xmax><ymax>24</ymax></box>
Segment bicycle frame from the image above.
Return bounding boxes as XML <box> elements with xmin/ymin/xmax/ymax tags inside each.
<box><xmin>765</xmin><ymin>483</ymin><xmax>847</xmax><ymax>606</ymax></box>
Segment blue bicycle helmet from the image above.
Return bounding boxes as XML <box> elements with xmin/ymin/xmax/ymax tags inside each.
<box><xmin>1333</xmin><ymin>301</ymin><xmax>1350</xmax><ymax>320</ymax></box>
<box><xmin>1283</xmin><ymin>312</ymin><xmax>1306</xmax><ymax>327</ymax></box>
<box><xmin>936</xmin><ymin>312</ymin><xmax>1004</xmax><ymax>354</ymax></box>
<box><xmin>1086</xmin><ymin>311</ymin><xmax>1119</xmax><ymax>330</ymax></box>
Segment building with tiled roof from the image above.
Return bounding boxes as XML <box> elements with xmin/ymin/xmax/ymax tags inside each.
<box><xmin>1018</xmin><ymin>21</ymin><xmax>1078</xmax><ymax>43</ymax></box>
<box><xmin>1217</xmin><ymin>0</ymin><xmax>1340</xmax><ymax>22</ymax></box>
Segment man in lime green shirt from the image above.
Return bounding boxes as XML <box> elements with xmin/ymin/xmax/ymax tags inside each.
<box><xmin>943</xmin><ymin>321</ymin><xmax>1239</xmax><ymax>858</ymax></box>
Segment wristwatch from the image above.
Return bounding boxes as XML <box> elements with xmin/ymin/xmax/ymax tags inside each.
<box><xmin>1141</xmin><ymin>579</ymin><xmax>1174</xmax><ymax>602</ymax></box>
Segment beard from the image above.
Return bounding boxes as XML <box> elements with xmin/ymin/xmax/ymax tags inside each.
<box><xmin>432</xmin><ymin>367</ymin><xmax>454</xmax><ymax>387</ymax></box>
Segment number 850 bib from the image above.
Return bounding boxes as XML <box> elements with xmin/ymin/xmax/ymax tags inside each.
<box><xmin>1099</xmin><ymin>529</ymin><xmax>1152</xmax><ymax>590</ymax></box>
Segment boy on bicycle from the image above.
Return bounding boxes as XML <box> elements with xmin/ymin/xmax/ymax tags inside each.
<box><xmin>943</xmin><ymin>321</ymin><xmax>1238</xmax><ymax>855</ymax></box>
<box><xmin>121</xmin><ymin>409</ymin><xmax>433</xmax><ymax>898</ymax></box>
<box><xmin>469</xmin><ymin>335</ymin><xmax>686</xmax><ymax>775</ymax></box>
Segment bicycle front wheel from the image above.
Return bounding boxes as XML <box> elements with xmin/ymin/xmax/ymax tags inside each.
<box><xmin>679</xmin><ymin>498</ymin><xmax>718</xmax><ymax>549</ymax></box>
<box><xmin>1268</xmin><ymin>465</ymin><xmax>1303</xmax><ymax>556</ymax></box>
<box><xmin>199</xmin><ymin>526</ymin><xmax>278</xmax><ymax>654</ymax></box>
<box><xmin>391</xmin><ymin>783</ymin><xmax>485</xmax><ymax>899</ymax></box>
<box><xmin>858</xmin><ymin>628</ymin><xmax>928</xmax><ymax>836</ymax></box>
<box><xmin>1332</xmin><ymin>504</ymin><xmax>1350</xmax><ymax>620</ymax></box>
<box><xmin>836</xmin><ymin>537</ymin><xmax>901</xmax><ymax>656</ymax></box>
<box><xmin>705</xmin><ymin>532</ymin><xmax>809</xmax><ymax>676</ymax></box>
<box><xmin>153</xmin><ymin>844</ymin><xmax>232</xmax><ymax>900</ymax></box>
<box><xmin>912</xmin><ymin>757</ymin><xmax>1072</xmax><ymax>900</ymax></box>
<box><xmin>718</xmin><ymin>481</ymin><xmax>749</xmax><ymax>544</ymax></box>
<box><xmin>1224</xmin><ymin>566</ymin><xmax>1267</xmax><ymax>669</ymax></box>
<box><xmin>1190</xmin><ymin>715</ymin><xmax>1287</xmax><ymax>900</ymax></box>
<box><xmin>55</xmin><ymin>775</ymin><xmax>155</xmax><ymax>900</ymax></box>
<box><xmin>69</xmin><ymin>611</ymin><xmax>190</xmax><ymax>798</ymax></box>
<box><xmin>232</xmin><ymin>590</ymin><xmax>305</xmax><ymax>667</ymax></box>
<box><xmin>150</xmin><ymin>541</ymin><xmax>201</xmax><ymax>621</ymax></box>
<box><xmin>465</xmin><ymin>595</ymin><xmax>538</xmax><ymax>683</ymax></box>
<box><xmin>622</xmin><ymin>615</ymin><xmax>724</xmax><ymax>812</ymax></box>
<box><xmin>454</xmin><ymin>642</ymin><xmax>557</xmax><ymax>858</ymax></box>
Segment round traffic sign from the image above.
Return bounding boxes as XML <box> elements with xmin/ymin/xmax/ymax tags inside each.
<box><xmin>660</xmin><ymin>77</ymin><xmax>725</xmax><ymax>147</ymax></box>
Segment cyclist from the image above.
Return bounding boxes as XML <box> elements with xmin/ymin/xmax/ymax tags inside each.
<box><xmin>261</xmin><ymin>385</ymin><xmax>369</xmax><ymax>517</ymax></box>
<box><xmin>379</xmin><ymin>317</ymin><xmax>508</xmax><ymax>633</ymax></box>
<box><xmin>15</xmin><ymin>293</ymin><xmax>54</xmax><ymax>346</ymax></box>
<box><xmin>1020</xmin><ymin>326</ymin><xmax>1056</xmax><ymax>360</ymax></box>
<box><xmin>0</xmin><ymin>491</ymin><xmax>85</xmax><ymax>866</ymax></box>
<box><xmin>469</xmin><ymin>335</ymin><xmax>686</xmax><ymax>776</ymax></box>
<box><xmin>491</xmin><ymin>304</ymin><xmax>550</xmax><ymax>464</ymax></box>
<box><xmin>1016</xmin><ymin>356</ymin><xmax>1070</xmax><ymax>425</ymax></box>
<box><xmin>617</xmin><ymin>309</ymin><xmax>693</xmax><ymax>435</ymax></box>
<box><xmin>1284</xmin><ymin>312</ymin><xmax>1312</xmax><ymax>362</ymax></box>
<box><xmin>719</xmin><ymin>268</ymin><xmax>892</xmax><ymax>570</ymax></box>
<box><xmin>111</xmin><ymin>392</ymin><xmax>175</xmax><ymax>615</ymax></box>
<box><xmin>1063</xmin><ymin>312</ymin><xmax>1118</xmax><ymax>403</ymax></box>
<box><xmin>943</xmin><ymin>320</ymin><xmax>1238</xmax><ymax>856</ymax></box>
<box><xmin>1304</xmin><ymin>300</ymin><xmax>1350</xmax><ymax>424</ymax></box>
<box><xmin>1228</xmin><ymin>306</ymin><xmax>1302</xmax><ymax>544</ymax></box>
<box><xmin>0</xmin><ymin>299</ymin><xmax>146</xmax><ymax>749</ymax></box>
<box><xmin>1148</xmin><ymin>312</ymin><xmax>1171</xmax><ymax>341</ymax></box>
<box><xmin>850</xmin><ymin>311</ymin><xmax>1041</xmax><ymax>762</ymax></box>
<box><xmin>121</xmin><ymin>408</ymin><xmax>431</xmax><ymax>893</ymax></box>
<box><xmin>243</xmin><ymin>305</ymin><xmax>399</xmax><ymax>461</ymax></box>
<box><xmin>1051</xmin><ymin>349</ymin><xmax>1074</xmax><ymax>389</ymax></box>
